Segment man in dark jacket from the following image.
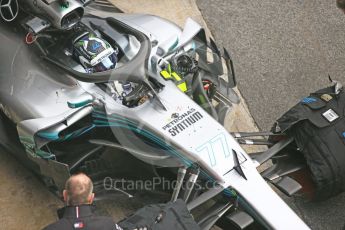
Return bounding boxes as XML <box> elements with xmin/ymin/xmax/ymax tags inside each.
<box><xmin>42</xmin><ymin>173</ymin><xmax>123</xmax><ymax>230</ymax></box>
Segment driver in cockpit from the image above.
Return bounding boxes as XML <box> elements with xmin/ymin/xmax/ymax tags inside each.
<box><xmin>72</xmin><ymin>32</ymin><xmax>118</xmax><ymax>73</ymax></box>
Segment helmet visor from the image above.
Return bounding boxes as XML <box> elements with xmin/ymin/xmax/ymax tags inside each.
<box><xmin>93</xmin><ymin>53</ymin><xmax>117</xmax><ymax>72</ymax></box>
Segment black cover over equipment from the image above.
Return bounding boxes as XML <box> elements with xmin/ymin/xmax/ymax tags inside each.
<box><xmin>276</xmin><ymin>86</ymin><xmax>345</xmax><ymax>200</ymax></box>
<box><xmin>118</xmin><ymin>199</ymin><xmax>200</xmax><ymax>230</ymax></box>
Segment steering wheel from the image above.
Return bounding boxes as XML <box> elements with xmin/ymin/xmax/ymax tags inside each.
<box><xmin>0</xmin><ymin>0</ymin><xmax>18</xmax><ymax>22</ymax></box>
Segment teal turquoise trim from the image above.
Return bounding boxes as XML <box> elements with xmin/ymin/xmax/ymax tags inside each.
<box><xmin>191</xmin><ymin>41</ymin><xmax>196</xmax><ymax>50</ymax></box>
<box><xmin>92</xmin><ymin>109</ymin><xmax>237</xmax><ymax>197</ymax></box>
<box><xmin>37</xmin><ymin>131</ymin><xmax>60</xmax><ymax>140</ymax></box>
<box><xmin>20</xmin><ymin>108</ymin><xmax>237</xmax><ymax>197</ymax></box>
<box><xmin>168</xmin><ymin>37</ymin><xmax>179</xmax><ymax>52</ymax></box>
<box><xmin>67</xmin><ymin>99</ymin><xmax>93</xmax><ymax>109</ymax></box>
<box><xmin>36</xmin><ymin>124</ymin><xmax>96</xmax><ymax>142</ymax></box>
<box><xmin>19</xmin><ymin>136</ymin><xmax>55</xmax><ymax>160</ymax></box>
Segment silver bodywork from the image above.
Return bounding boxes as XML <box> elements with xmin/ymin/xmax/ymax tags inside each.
<box><xmin>22</xmin><ymin>0</ymin><xmax>85</xmax><ymax>29</ymax></box>
<box><xmin>0</xmin><ymin>1</ymin><xmax>310</xmax><ymax>229</ymax></box>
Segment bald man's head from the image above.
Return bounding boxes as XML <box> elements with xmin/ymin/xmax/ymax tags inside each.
<box><xmin>63</xmin><ymin>173</ymin><xmax>94</xmax><ymax>206</ymax></box>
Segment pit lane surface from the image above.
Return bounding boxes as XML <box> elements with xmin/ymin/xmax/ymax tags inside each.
<box><xmin>197</xmin><ymin>0</ymin><xmax>345</xmax><ymax>229</ymax></box>
<box><xmin>0</xmin><ymin>147</ymin><xmax>169</xmax><ymax>229</ymax></box>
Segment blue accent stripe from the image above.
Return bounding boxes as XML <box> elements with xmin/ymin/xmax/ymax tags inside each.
<box><xmin>301</xmin><ymin>97</ymin><xmax>317</xmax><ymax>104</ymax></box>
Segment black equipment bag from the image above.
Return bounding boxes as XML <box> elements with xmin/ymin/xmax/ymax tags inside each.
<box><xmin>118</xmin><ymin>199</ymin><xmax>201</xmax><ymax>230</ymax></box>
<box><xmin>275</xmin><ymin>85</ymin><xmax>345</xmax><ymax>200</ymax></box>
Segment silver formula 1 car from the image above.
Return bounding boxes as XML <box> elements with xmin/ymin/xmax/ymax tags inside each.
<box><xmin>0</xmin><ymin>0</ymin><xmax>310</xmax><ymax>229</ymax></box>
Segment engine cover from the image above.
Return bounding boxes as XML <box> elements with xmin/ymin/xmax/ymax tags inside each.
<box><xmin>21</xmin><ymin>0</ymin><xmax>84</xmax><ymax>29</ymax></box>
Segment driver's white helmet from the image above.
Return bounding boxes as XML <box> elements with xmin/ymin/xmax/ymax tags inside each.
<box><xmin>73</xmin><ymin>32</ymin><xmax>118</xmax><ymax>73</ymax></box>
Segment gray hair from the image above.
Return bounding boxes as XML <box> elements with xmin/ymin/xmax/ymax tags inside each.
<box><xmin>65</xmin><ymin>173</ymin><xmax>93</xmax><ymax>206</ymax></box>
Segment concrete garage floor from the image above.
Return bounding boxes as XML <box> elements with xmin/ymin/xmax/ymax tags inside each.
<box><xmin>197</xmin><ymin>0</ymin><xmax>345</xmax><ymax>131</ymax></box>
<box><xmin>0</xmin><ymin>150</ymin><xmax>60</xmax><ymax>229</ymax></box>
<box><xmin>196</xmin><ymin>0</ymin><xmax>345</xmax><ymax>229</ymax></box>
<box><xmin>0</xmin><ymin>147</ymin><xmax>170</xmax><ymax>229</ymax></box>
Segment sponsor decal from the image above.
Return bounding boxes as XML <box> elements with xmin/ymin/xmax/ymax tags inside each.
<box><xmin>74</xmin><ymin>221</ymin><xmax>85</xmax><ymax>229</ymax></box>
<box><xmin>162</xmin><ymin>108</ymin><xmax>203</xmax><ymax>136</ymax></box>
<box><xmin>90</xmin><ymin>40</ymin><xmax>102</xmax><ymax>53</ymax></box>
<box><xmin>321</xmin><ymin>94</ymin><xmax>333</xmax><ymax>102</ymax></box>
<box><xmin>322</xmin><ymin>109</ymin><xmax>339</xmax><ymax>122</ymax></box>
<box><xmin>195</xmin><ymin>133</ymin><xmax>246</xmax><ymax>168</ymax></box>
<box><xmin>90</xmin><ymin>48</ymin><xmax>114</xmax><ymax>66</ymax></box>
